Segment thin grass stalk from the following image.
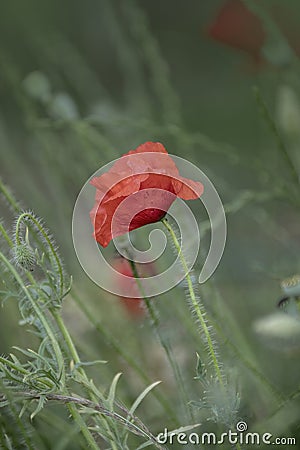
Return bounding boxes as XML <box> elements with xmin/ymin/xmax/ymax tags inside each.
<box><xmin>128</xmin><ymin>258</ymin><xmax>194</xmax><ymax>423</ymax></box>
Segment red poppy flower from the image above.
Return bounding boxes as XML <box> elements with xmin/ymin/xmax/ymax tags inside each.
<box><xmin>111</xmin><ymin>255</ymin><xmax>155</xmax><ymax>319</ymax></box>
<box><xmin>207</xmin><ymin>0</ymin><xmax>266</xmax><ymax>62</ymax></box>
<box><xmin>206</xmin><ymin>0</ymin><xmax>299</xmax><ymax>65</ymax></box>
<box><xmin>90</xmin><ymin>142</ymin><xmax>203</xmax><ymax>247</ymax></box>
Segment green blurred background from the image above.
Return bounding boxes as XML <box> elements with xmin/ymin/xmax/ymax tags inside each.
<box><xmin>1</xmin><ymin>0</ymin><xmax>300</xmax><ymax>448</ymax></box>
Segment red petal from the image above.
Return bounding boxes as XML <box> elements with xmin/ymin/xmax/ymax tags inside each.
<box><xmin>111</xmin><ymin>188</ymin><xmax>176</xmax><ymax>236</ymax></box>
<box><xmin>92</xmin><ymin>197</ymin><xmax>125</xmax><ymax>247</ymax></box>
<box><xmin>90</xmin><ymin>173</ymin><xmax>148</xmax><ymax>204</ymax></box>
<box><xmin>111</xmin><ymin>256</ymin><xmax>156</xmax><ymax>319</ymax></box>
<box><xmin>172</xmin><ymin>177</ymin><xmax>204</xmax><ymax>199</ymax></box>
<box><xmin>125</xmin><ymin>141</ymin><xmax>168</xmax><ymax>156</ymax></box>
<box><xmin>207</xmin><ymin>0</ymin><xmax>265</xmax><ymax>59</ymax></box>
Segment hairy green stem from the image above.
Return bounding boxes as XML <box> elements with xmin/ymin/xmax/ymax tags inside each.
<box><xmin>15</xmin><ymin>212</ymin><xmax>64</xmax><ymax>296</ymax></box>
<box><xmin>161</xmin><ymin>218</ymin><xmax>224</xmax><ymax>388</ymax></box>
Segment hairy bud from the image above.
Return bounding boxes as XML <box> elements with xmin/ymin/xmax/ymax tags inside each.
<box><xmin>13</xmin><ymin>243</ymin><xmax>36</xmax><ymax>271</ymax></box>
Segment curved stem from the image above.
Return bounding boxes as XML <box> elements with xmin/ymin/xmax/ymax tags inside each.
<box><xmin>15</xmin><ymin>212</ymin><xmax>64</xmax><ymax>297</ymax></box>
<box><xmin>161</xmin><ymin>217</ymin><xmax>224</xmax><ymax>388</ymax></box>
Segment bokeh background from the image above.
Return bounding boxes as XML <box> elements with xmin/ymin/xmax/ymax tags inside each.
<box><xmin>1</xmin><ymin>0</ymin><xmax>300</xmax><ymax>448</ymax></box>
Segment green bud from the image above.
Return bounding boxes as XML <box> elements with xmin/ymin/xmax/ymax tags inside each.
<box><xmin>13</xmin><ymin>243</ymin><xmax>36</xmax><ymax>271</ymax></box>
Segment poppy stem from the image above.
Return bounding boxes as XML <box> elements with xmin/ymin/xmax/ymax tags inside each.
<box><xmin>14</xmin><ymin>212</ymin><xmax>65</xmax><ymax>298</ymax></box>
<box><xmin>128</xmin><ymin>258</ymin><xmax>195</xmax><ymax>422</ymax></box>
<box><xmin>161</xmin><ymin>217</ymin><xmax>225</xmax><ymax>388</ymax></box>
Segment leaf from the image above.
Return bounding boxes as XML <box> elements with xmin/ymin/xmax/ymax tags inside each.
<box><xmin>9</xmin><ymin>353</ymin><xmax>22</xmax><ymax>366</ymax></box>
<box><xmin>164</xmin><ymin>423</ymin><xmax>202</xmax><ymax>435</ymax></box>
<box><xmin>135</xmin><ymin>440</ymin><xmax>153</xmax><ymax>450</ymax></box>
<box><xmin>38</xmin><ymin>336</ymin><xmax>51</xmax><ymax>357</ymax></box>
<box><xmin>62</xmin><ymin>275</ymin><xmax>73</xmax><ymax>298</ymax></box>
<box><xmin>30</xmin><ymin>395</ymin><xmax>47</xmax><ymax>420</ymax></box>
<box><xmin>19</xmin><ymin>401</ymin><xmax>30</xmax><ymax>419</ymax></box>
<box><xmin>12</xmin><ymin>346</ymin><xmax>52</xmax><ymax>369</ymax></box>
<box><xmin>12</xmin><ymin>346</ymin><xmax>37</xmax><ymax>358</ymax></box>
<box><xmin>0</xmin><ymin>355</ymin><xmax>28</xmax><ymax>375</ymax></box>
<box><xmin>73</xmin><ymin>360</ymin><xmax>107</xmax><ymax>370</ymax></box>
<box><xmin>194</xmin><ymin>352</ymin><xmax>205</xmax><ymax>380</ymax></box>
<box><xmin>107</xmin><ymin>372</ymin><xmax>122</xmax><ymax>410</ymax></box>
<box><xmin>4</xmin><ymin>434</ymin><xmax>14</xmax><ymax>450</ymax></box>
<box><xmin>129</xmin><ymin>381</ymin><xmax>161</xmax><ymax>417</ymax></box>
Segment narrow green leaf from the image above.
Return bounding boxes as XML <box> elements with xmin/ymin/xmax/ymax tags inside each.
<box><xmin>73</xmin><ymin>360</ymin><xmax>107</xmax><ymax>370</ymax></box>
<box><xmin>30</xmin><ymin>395</ymin><xmax>47</xmax><ymax>421</ymax></box>
<box><xmin>135</xmin><ymin>440</ymin><xmax>153</xmax><ymax>450</ymax></box>
<box><xmin>194</xmin><ymin>352</ymin><xmax>205</xmax><ymax>380</ymax></box>
<box><xmin>129</xmin><ymin>381</ymin><xmax>161</xmax><ymax>417</ymax></box>
<box><xmin>164</xmin><ymin>423</ymin><xmax>201</xmax><ymax>435</ymax></box>
<box><xmin>107</xmin><ymin>372</ymin><xmax>122</xmax><ymax>410</ymax></box>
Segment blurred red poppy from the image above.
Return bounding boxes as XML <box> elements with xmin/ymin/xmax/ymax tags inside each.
<box><xmin>111</xmin><ymin>255</ymin><xmax>155</xmax><ymax>319</ymax></box>
<box><xmin>207</xmin><ymin>0</ymin><xmax>265</xmax><ymax>62</ymax></box>
<box><xmin>207</xmin><ymin>0</ymin><xmax>298</xmax><ymax>65</ymax></box>
<box><xmin>90</xmin><ymin>142</ymin><xmax>203</xmax><ymax>247</ymax></box>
